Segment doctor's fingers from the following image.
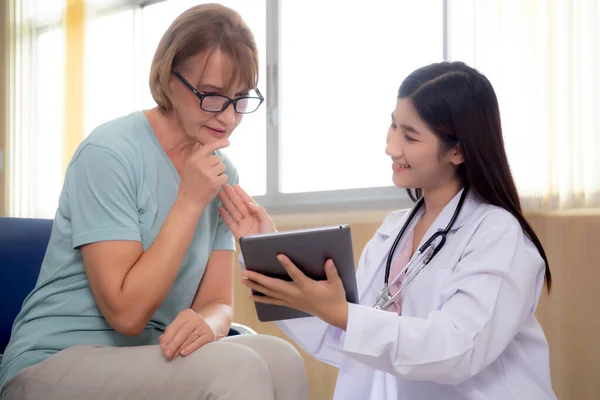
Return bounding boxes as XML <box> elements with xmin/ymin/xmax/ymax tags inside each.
<box><xmin>324</xmin><ymin>259</ymin><xmax>343</xmax><ymax>286</ymax></box>
<box><xmin>242</xmin><ymin>269</ymin><xmax>296</xmax><ymax>293</ymax></box>
<box><xmin>241</xmin><ymin>278</ymin><xmax>290</xmax><ymax>300</ymax></box>
<box><xmin>251</xmin><ymin>294</ymin><xmax>287</xmax><ymax>307</ymax></box>
<box><xmin>276</xmin><ymin>254</ymin><xmax>309</xmax><ymax>286</ymax></box>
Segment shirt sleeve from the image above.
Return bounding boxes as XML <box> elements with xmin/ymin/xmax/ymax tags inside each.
<box><xmin>66</xmin><ymin>143</ymin><xmax>141</xmax><ymax>248</ymax></box>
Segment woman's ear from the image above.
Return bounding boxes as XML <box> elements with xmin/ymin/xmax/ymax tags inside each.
<box><xmin>450</xmin><ymin>144</ymin><xmax>464</xmax><ymax>166</ymax></box>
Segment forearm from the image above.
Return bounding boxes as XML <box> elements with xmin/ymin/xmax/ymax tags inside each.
<box><xmin>119</xmin><ymin>196</ymin><xmax>206</xmax><ymax>326</ymax></box>
<box><xmin>192</xmin><ymin>302</ymin><xmax>234</xmax><ymax>340</ymax></box>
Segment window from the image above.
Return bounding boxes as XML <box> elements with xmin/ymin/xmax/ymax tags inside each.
<box><xmin>84</xmin><ymin>9</ymin><xmax>136</xmax><ymax>136</ymax></box>
<box><xmin>278</xmin><ymin>1</ymin><xmax>443</xmax><ymax>194</ymax></box>
<box><xmin>22</xmin><ymin>0</ymin><xmax>444</xmax><ymax>218</ymax></box>
<box><xmin>12</xmin><ymin>0</ymin><xmax>599</xmax><ymax>218</ymax></box>
<box><xmin>31</xmin><ymin>25</ymin><xmax>65</xmax><ymax>218</ymax></box>
<box><xmin>32</xmin><ymin>0</ymin><xmax>65</xmax><ymax>26</ymax></box>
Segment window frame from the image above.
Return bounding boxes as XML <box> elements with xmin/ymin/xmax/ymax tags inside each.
<box><xmin>30</xmin><ymin>0</ymin><xmax>449</xmax><ymax>216</ymax></box>
<box><xmin>262</xmin><ymin>0</ymin><xmax>448</xmax><ymax>214</ymax></box>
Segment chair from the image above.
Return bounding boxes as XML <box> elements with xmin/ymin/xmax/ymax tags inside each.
<box><xmin>0</xmin><ymin>217</ymin><xmax>255</xmax><ymax>360</ymax></box>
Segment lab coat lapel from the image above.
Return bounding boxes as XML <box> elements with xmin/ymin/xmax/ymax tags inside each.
<box><xmin>358</xmin><ymin>233</ymin><xmax>397</xmax><ymax>302</ymax></box>
<box><xmin>358</xmin><ymin>203</ymin><xmax>421</xmax><ymax>302</ymax></box>
<box><xmin>357</xmin><ymin>189</ymin><xmax>477</xmax><ymax>302</ymax></box>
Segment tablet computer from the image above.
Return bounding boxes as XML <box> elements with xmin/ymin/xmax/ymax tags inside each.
<box><xmin>239</xmin><ymin>224</ymin><xmax>359</xmax><ymax>322</ymax></box>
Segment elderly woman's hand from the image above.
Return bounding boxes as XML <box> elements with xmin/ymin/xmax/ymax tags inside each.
<box><xmin>218</xmin><ymin>184</ymin><xmax>276</xmax><ymax>240</ymax></box>
<box><xmin>159</xmin><ymin>309</ymin><xmax>216</xmax><ymax>360</ymax></box>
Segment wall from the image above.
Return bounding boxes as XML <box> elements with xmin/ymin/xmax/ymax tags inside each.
<box><xmin>530</xmin><ymin>213</ymin><xmax>600</xmax><ymax>400</ymax></box>
<box><xmin>232</xmin><ymin>212</ymin><xmax>600</xmax><ymax>400</ymax></box>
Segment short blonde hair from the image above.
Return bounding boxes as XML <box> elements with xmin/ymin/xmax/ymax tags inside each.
<box><xmin>149</xmin><ymin>3</ymin><xmax>259</xmax><ymax>112</ymax></box>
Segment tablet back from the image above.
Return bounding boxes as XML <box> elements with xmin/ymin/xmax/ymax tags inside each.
<box><xmin>239</xmin><ymin>225</ymin><xmax>359</xmax><ymax>322</ymax></box>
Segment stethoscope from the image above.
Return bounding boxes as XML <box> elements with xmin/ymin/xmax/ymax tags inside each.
<box><xmin>373</xmin><ymin>187</ymin><xmax>469</xmax><ymax>310</ymax></box>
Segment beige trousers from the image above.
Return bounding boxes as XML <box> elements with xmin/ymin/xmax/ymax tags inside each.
<box><xmin>1</xmin><ymin>334</ymin><xmax>308</xmax><ymax>400</ymax></box>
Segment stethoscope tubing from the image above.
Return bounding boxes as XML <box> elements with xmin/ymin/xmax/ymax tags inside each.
<box><xmin>375</xmin><ymin>187</ymin><xmax>470</xmax><ymax>310</ymax></box>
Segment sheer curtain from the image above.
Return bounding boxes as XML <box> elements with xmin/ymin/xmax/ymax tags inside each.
<box><xmin>4</xmin><ymin>0</ymin><xmax>599</xmax><ymax>217</ymax></box>
<box><xmin>4</xmin><ymin>0</ymin><xmax>86</xmax><ymax>218</ymax></box>
<box><xmin>4</xmin><ymin>0</ymin><xmax>37</xmax><ymax>217</ymax></box>
<box><xmin>448</xmin><ymin>0</ymin><xmax>600</xmax><ymax>210</ymax></box>
<box><xmin>0</xmin><ymin>1</ymin><xmax>8</xmax><ymax>215</ymax></box>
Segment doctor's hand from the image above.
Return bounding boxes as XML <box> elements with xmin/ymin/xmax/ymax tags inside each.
<box><xmin>159</xmin><ymin>309</ymin><xmax>216</xmax><ymax>360</ymax></box>
<box><xmin>218</xmin><ymin>184</ymin><xmax>277</xmax><ymax>240</ymax></box>
<box><xmin>241</xmin><ymin>255</ymin><xmax>349</xmax><ymax>331</ymax></box>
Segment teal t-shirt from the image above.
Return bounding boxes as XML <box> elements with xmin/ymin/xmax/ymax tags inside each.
<box><xmin>0</xmin><ymin>111</ymin><xmax>238</xmax><ymax>391</ymax></box>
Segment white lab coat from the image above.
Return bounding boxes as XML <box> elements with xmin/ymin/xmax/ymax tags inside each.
<box><xmin>273</xmin><ymin>190</ymin><xmax>557</xmax><ymax>400</ymax></box>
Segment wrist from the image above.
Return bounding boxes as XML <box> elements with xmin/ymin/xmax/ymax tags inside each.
<box><xmin>175</xmin><ymin>194</ymin><xmax>207</xmax><ymax>218</ymax></box>
<box><xmin>193</xmin><ymin>311</ymin><xmax>218</xmax><ymax>342</ymax></box>
<box><xmin>193</xmin><ymin>306</ymin><xmax>231</xmax><ymax>341</ymax></box>
<box><xmin>324</xmin><ymin>301</ymin><xmax>349</xmax><ymax>331</ymax></box>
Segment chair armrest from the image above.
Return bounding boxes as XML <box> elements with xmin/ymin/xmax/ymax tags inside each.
<box><xmin>227</xmin><ymin>322</ymin><xmax>257</xmax><ymax>336</ymax></box>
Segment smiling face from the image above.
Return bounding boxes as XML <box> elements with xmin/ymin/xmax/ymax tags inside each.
<box><xmin>168</xmin><ymin>49</ymin><xmax>250</xmax><ymax>146</ymax></box>
<box><xmin>385</xmin><ymin>98</ymin><xmax>464</xmax><ymax>192</ymax></box>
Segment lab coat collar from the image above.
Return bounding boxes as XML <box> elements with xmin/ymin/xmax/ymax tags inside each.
<box><xmin>376</xmin><ymin>188</ymin><xmax>475</xmax><ymax>239</ymax></box>
<box><xmin>359</xmin><ymin>188</ymin><xmax>478</xmax><ymax>302</ymax></box>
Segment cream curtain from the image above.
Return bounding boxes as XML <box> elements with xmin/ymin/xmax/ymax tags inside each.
<box><xmin>4</xmin><ymin>0</ymin><xmax>86</xmax><ymax>217</ymax></box>
<box><xmin>3</xmin><ymin>0</ymin><xmax>600</xmax><ymax>216</ymax></box>
<box><xmin>63</xmin><ymin>0</ymin><xmax>87</xmax><ymax>174</ymax></box>
<box><xmin>4</xmin><ymin>0</ymin><xmax>35</xmax><ymax>217</ymax></box>
<box><xmin>447</xmin><ymin>0</ymin><xmax>600</xmax><ymax>211</ymax></box>
<box><xmin>0</xmin><ymin>0</ymin><xmax>8</xmax><ymax>215</ymax></box>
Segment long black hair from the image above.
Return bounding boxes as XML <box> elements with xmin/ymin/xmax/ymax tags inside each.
<box><xmin>398</xmin><ymin>61</ymin><xmax>551</xmax><ymax>291</ymax></box>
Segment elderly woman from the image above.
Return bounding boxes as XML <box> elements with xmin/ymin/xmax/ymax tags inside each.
<box><xmin>0</xmin><ymin>4</ymin><xmax>307</xmax><ymax>400</ymax></box>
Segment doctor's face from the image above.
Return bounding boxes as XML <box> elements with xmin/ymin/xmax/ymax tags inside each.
<box><xmin>385</xmin><ymin>98</ymin><xmax>460</xmax><ymax>191</ymax></box>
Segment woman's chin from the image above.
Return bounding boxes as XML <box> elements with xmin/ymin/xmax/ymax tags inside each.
<box><xmin>193</xmin><ymin>132</ymin><xmax>227</xmax><ymax>146</ymax></box>
<box><xmin>392</xmin><ymin>175</ymin><xmax>412</xmax><ymax>189</ymax></box>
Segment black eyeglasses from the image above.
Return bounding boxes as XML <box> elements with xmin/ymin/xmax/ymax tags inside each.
<box><xmin>173</xmin><ymin>71</ymin><xmax>264</xmax><ymax>114</ymax></box>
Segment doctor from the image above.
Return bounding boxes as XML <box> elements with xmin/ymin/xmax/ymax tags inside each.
<box><xmin>218</xmin><ymin>61</ymin><xmax>557</xmax><ymax>399</ymax></box>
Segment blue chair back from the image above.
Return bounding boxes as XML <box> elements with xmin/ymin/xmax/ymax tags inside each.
<box><xmin>0</xmin><ymin>217</ymin><xmax>53</xmax><ymax>354</ymax></box>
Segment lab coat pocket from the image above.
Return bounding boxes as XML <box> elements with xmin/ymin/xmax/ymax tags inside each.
<box><xmin>403</xmin><ymin>267</ymin><xmax>452</xmax><ymax>318</ymax></box>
